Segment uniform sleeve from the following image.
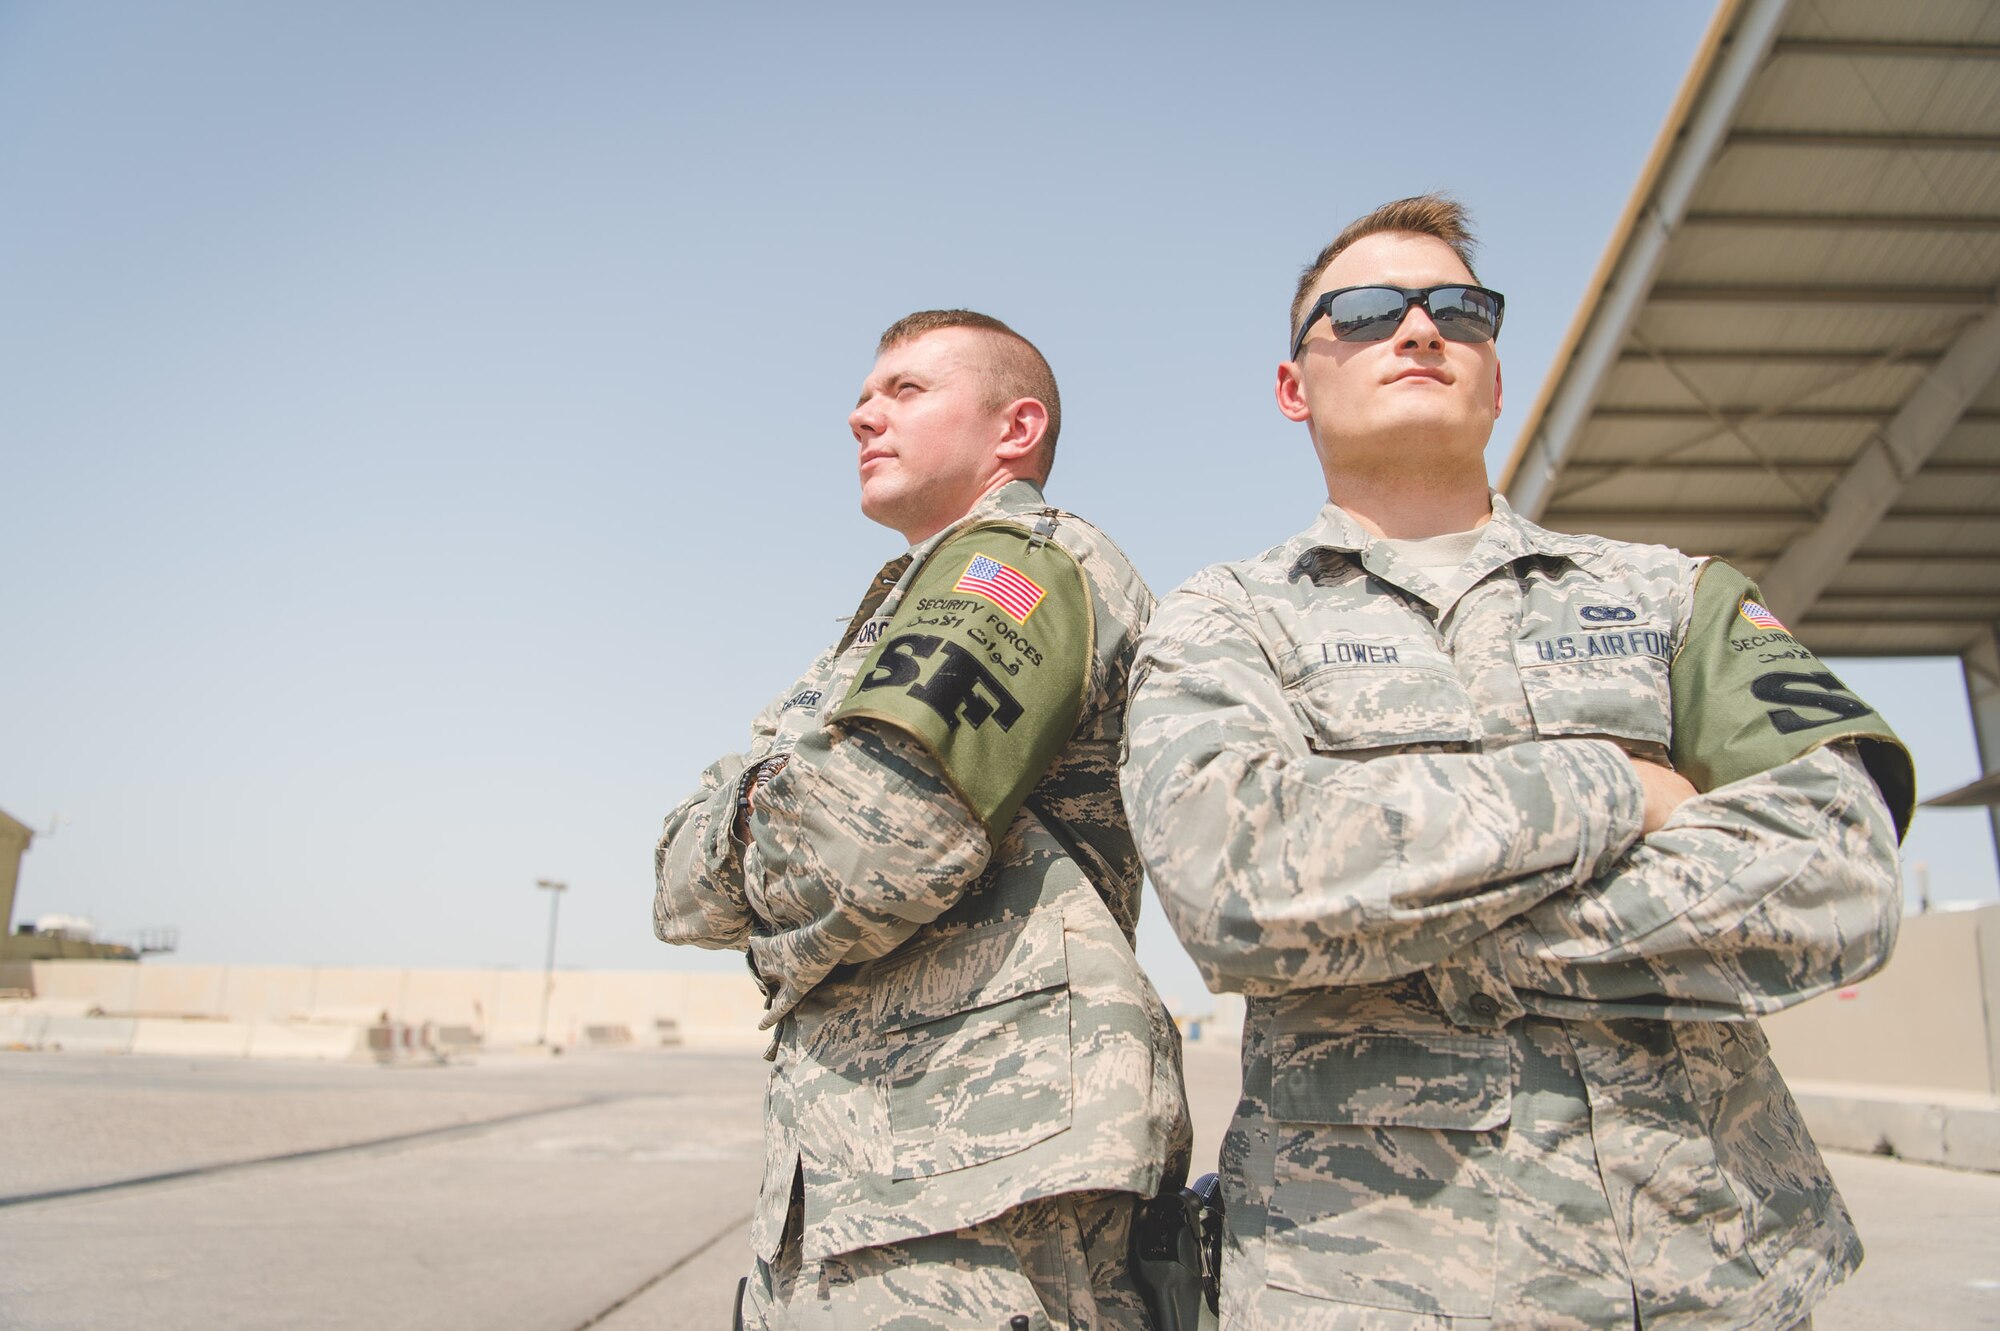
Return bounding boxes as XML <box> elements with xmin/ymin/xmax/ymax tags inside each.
<box><xmin>652</xmin><ymin>684</ymin><xmax>790</xmax><ymax>951</ymax></box>
<box><xmin>1493</xmin><ymin>563</ymin><xmax>1909</xmax><ymax>1019</ymax></box>
<box><xmin>1496</xmin><ymin>742</ymin><xmax>1901</xmax><ymax>1020</ymax></box>
<box><xmin>740</xmin><ymin>725</ymin><xmax>990</xmax><ymax>1023</ymax></box>
<box><xmin>1118</xmin><ymin>579</ymin><xmax>1648</xmax><ymax>997</ymax></box>
<box><xmin>1670</xmin><ymin>560</ymin><xmax>1912</xmax><ymax>832</ymax></box>
<box><xmin>738</xmin><ymin>525</ymin><xmax>1095</xmax><ymax>1025</ymax></box>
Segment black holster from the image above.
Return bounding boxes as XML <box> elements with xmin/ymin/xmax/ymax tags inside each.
<box><xmin>1130</xmin><ymin>1172</ymin><xmax>1224</xmax><ymax>1329</ymax></box>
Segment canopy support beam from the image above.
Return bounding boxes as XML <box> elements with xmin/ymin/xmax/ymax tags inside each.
<box><xmin>1756</xmin><ymin>294</ymin><xmax>2000</xmax><ymax>620</ymax></box>
<box><xmin>1960</xmin><ymin>628</ymin><xmax>2000</xmax><ymax>872</ymax></box>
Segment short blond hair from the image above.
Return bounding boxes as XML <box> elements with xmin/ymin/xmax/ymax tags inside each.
<box><xmin>877</xmin><ymin>310</ymin><xmax>1062</xmax><ymax>475</ymax></box>
<box><xmin>1289</xmin><ymin>194</ymin><xmax>1483</xmax><ymax>344</ymax></box>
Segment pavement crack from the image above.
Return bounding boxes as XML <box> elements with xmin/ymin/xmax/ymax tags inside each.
<box><xmin>570</xmin><ymin>1210</ymin><xmax>753</xmax><ymax>1330</ymax></box>
<box><xmin>0</xmin><ymin>1094</ymin><xmax>624</xmax><ymax>1209</ymax></box>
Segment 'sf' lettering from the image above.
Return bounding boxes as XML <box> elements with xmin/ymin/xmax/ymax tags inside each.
<box><xmin>906</xmin><ymin>641</ymin><xmax>1023</xmax><ymax>732</ymax></box>
<box><xmin>859</xmin><ymin>634</ymin><xmax>943</xmax><ymax>690</ymax></box>
<box><xmin>857</xmin><ymin>634</ymin><xmax>1024</xmax><ymax>732</ymax></box>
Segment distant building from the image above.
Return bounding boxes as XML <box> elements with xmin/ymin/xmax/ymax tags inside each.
<box><xmin>0</xmin><ymin>809</ymin><xmax>32</xmax><ymax>947</ymax></box>
<box><xmin>0</xmin><ymin>808</ymin><xmax>146</xmax><ymax>962</ymax></box>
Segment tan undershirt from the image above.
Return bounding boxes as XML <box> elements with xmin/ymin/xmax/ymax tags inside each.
<box><xmin>1380</xmin><ymin>526</ymin><xmax>1485</xmax><ymax>604</ymax></box>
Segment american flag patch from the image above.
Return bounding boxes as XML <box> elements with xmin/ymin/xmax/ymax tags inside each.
<box><xmin>955</xmin><ymin>553</ymin><xmax>1045</xmax><ymax>623</ymax></box>
<box><xmin>1740</xmin><ymin>599</ymin><xmax>1786</xmax><ymax>631</ymax></box>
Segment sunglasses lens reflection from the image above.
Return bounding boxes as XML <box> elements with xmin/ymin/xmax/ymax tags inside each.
<box><xmin>1326</xmin><ymin>289</ymin><xmax>1410</xmax><ymax>341</ymax></box>
<box><xmin>1430</xmin><ymin>287</ymin><xmax>1500</xmax><ymax>343</ymax></box>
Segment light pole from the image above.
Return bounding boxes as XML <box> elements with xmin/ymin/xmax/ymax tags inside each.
<box><xmin>535</xmin><ymin>878</ymin><xmax>567</xmax><ymax>1045</ymax></box>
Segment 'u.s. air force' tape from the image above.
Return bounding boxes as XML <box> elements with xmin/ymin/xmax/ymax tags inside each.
<box><xmin>830</xmin><ymin>521</ymin><xmax>1090</xmax><ymax>841</ymax></box>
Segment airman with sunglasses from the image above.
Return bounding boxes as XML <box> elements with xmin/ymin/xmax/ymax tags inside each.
<box><xmin>1119</xmin><ymin>195</ymin><xmax>1912</xmax><ymax>1329</ymax></box>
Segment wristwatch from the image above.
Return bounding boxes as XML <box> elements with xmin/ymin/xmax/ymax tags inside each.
<box><xmin>734</xmin><ymin>756</ymin><xmax>788</xmax><ymax>839</ymax></box>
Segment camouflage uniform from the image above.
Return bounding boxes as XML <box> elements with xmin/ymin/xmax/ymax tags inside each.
<box><xmin>1120</xmin><ymin>495</ymin><xmax>1911</xmax><ymax>1331</ymax></box>
<box><xmin>657</xmin><ymin>479</ymin><xmax>1192</xmax><ymax>1330</ymax></box>
<box><xmin>752</xmin><ymin>1187</ymin><xmax>1143</xmax><ymax>1330</ymax></box>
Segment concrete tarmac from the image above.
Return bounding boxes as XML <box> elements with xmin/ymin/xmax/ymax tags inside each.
<box><xmin>2</xmin><ymin>1044</ymin><xmax>1996</xmax><ymax>1329</ymax></box>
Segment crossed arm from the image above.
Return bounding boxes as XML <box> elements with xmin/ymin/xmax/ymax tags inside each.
<box><xmin>1120</xmin><ymin>584</ymin><xmax>1652</xmax><ymax>996</ymax></box>
<box><xmin>653</xmin><ymin>692</ymin><xmax>990</xmax><ymax>1024</ymax></box>
<box><xmin>1494</xmin><ymin>741</ymin><xmax>1901</xmax><ymax>1021</ymax></box>
<box><xmin>1120</xmin><ymin>581</ymin><xmax>1901</xmax><ymax>1014</ymax></box>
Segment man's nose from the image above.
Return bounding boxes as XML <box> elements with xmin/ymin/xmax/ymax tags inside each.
<box><xmin>1396</xmin><ymin>301</ymin><xmax>1445</xmax><ymax>350</ymax></box>
<box><xmin>850</xmin><ymin>401</ymin><xmax>881</xmax><ymax>438</ymax></box>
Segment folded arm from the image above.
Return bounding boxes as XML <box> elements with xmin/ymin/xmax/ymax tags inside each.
<box><xmin>1490</xmin><ymin>562</ymin><xmax>1913</xmax><ymax>1021</ymax></box>
<box><xmin>652</xmin><ymin>661</ymin><xmax>818</xmax><ymax>951</ymax></box>
<box><xmin>740</xmin><ymin>721</ymin><xmax>991</xmax><ymax>1022</ymax></box>
<box><xmin>736</xmin><ymin>523</ymin><xmax>1099</xmax><ymax>1025</ymax></box>
<box><xmin>1119</xmin><ymin>581</ymin><xmax>1647</xmax><ymax>996</ymax></box>
<box><xmin>1497</xmin><ymin>742</ymin><xmax>1900</xmax><ymax>1020</ymax></box>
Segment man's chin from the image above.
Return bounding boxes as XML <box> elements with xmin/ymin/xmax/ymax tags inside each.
<box><xmin>1370</xmin><ymin>408</ymin><xmax>1492</xmax><ymax>457</ymax></box>
<box><xmin>858</xmin><ymin>485</ymin><xmax>907</xmax><ymax>533</ymax></box>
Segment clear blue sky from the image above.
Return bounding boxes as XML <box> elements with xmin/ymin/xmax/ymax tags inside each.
<box><xmin>3</xmin><ymin>2</ymin><xmax>1993</xmax><ymax>1009</ymax></box>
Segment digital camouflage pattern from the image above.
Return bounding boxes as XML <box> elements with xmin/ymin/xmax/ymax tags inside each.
<box><xmin>745</xmin><ymin>1187</ymin><xmax>1148</xmax><ymax>1331</ymax></box>
<box><xmin>1120</xmin><ymin>494</ymin><xmax>1906</xmax><ymax>1330</ymax></box>
<box><xmin>655</xmin><ymin>480</ymin><xmax>1191</xmax><ymax>1306</ymax></box>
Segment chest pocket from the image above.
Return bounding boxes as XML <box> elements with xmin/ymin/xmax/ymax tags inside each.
<box><xmin>876</xmin><ymin>912</ymin><xmax>1072</xmax><ymax>1180</ymax></box>
<box><xmin>1514</xmin><ymin>625</ymin><xmax>1672</xmax><ymax>749</ymax></box>
<box><xmin>1280</xmin><ymin>641</ymin><xmax>1479</xmax><ymax>753</ymax></box>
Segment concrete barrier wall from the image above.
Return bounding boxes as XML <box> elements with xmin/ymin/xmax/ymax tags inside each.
<box><xmin>245</xmin><ymin>1022</ymin><xmax>369</xmax><ymax>1060</ymax></box>
<box><xmin>42</xmin><ymin>1016</ymin><xmax>140</xmax><ymax>1054</ymax></box>
<box><xmin>213</xmin><ymin>968</ymin><xmax>321</xmax><ymax>1023</ymax></box>
<box><xmin>31</xmin><ymin>906</ymin><xmax>1997</xmax><ymax>1077</ymax></box>
<box><xmin>130</xmin><ymin>1019</ymin><xmax>253</xmax><ymax>1058</ymax></box>
<box><xmin>19</xmin><ymin>961</ymin><xmax>771</xmax><ymax>1050</ymax></box>
<box><xmin>1762</xmin><ymin>903</ymin><xmax>1999</xmax><ymax>1097</ymax></box>
<box><xmin>21</xmin><ymin>909</ymin><xmax>1997</xmax><ymax>1135</ymax></box>
<box><xmin>27</xmin><ymin>960</ymin><xmax>147</xmax><ymax>1013</ymax></box>
<box><xmin>1</xmin><ymin>1015</ymin><xmax>372</xmax><ymax>1062</ymax></box>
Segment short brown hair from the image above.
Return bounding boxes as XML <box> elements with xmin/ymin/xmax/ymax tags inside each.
<box><xmin>877</xmin><ymin>309</ymin><xmax>1062</xmax><ymax>475</ymax></box>
<box><xmin>1289</xmin><ymin>194</ymin><xmax>1483</xmax><ymax>344</ymax></box>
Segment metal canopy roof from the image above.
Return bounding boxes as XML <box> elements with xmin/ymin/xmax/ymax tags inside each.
<box><xmin>1500</xmin><ymin>0</ymin><xmax>2000</xmax><ymax>657</ymax></box>
<box><xmin>1924</xmin><ymin>768</ymin><xmax>2000</xmax><ymax>805</ymax></box>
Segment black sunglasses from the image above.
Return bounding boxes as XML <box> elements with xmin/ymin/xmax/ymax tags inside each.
<box><xmin>1290</xmin><ymin>284</ymin><xmax>1505</xmax><ymax>360</ymax></box>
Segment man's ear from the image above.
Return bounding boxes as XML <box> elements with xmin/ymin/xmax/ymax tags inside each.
<box><xmin>1275</xmin><ymin>360</ymin><xmax>1312</xmax><ymax>422</ymax></box>
<box><xmin>1492</xmin><ymin>358</ymin><xmax>1504</xmax><ymax>419</ymax></box>
<box><xmin>994</xmin><ymin>397</ymin><xmax>1049</xmax><ymax>465</ymax></box>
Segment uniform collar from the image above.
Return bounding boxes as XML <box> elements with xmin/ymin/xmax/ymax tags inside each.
<box><xmin>840</xmin><ymin>482</ymin><xmax>1052</xmax><ymax>648</ymax></box>
<box><xmin>1300</xmin><ymin>491</ymin><xmax>1592</xmax><ymax>562</ymax></box>
<box><xmin>970</xmin><ymin>477</ymin><xmax>1049</xmax><ymax>522</ymax></box>
<box><xmin>1294</xmin><ymin>491</ymin><xmax>1595</xmax><ymax>612</ymax></box>
<box><xmin>907</xmin><ymin>478</ymin><xmax>1049</xmax><ymax>560</ymax></box>
<box><xmin>1477</xmin><ymin>493</ymin><xmax>1598</xmax><ymax>563</ymax></box>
